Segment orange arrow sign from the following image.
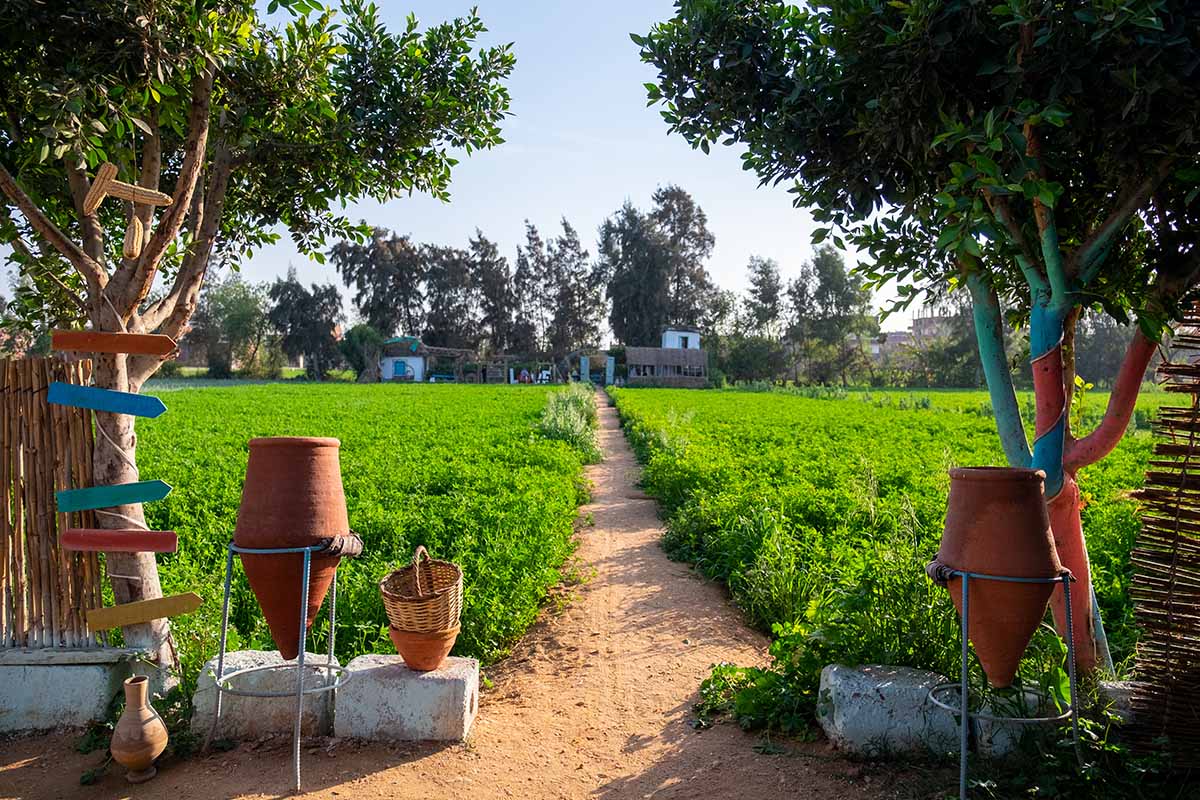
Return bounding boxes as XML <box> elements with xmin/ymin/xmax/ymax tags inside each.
<box><xmin>52</xmin><ymin>330</ymin><xmax>177</xmax><ymax>357</ymax></box>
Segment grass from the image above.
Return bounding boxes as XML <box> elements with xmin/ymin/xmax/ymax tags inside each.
<box><xmin>133</xmin><ymin>383</ymin><xmax>596</xmax><ymax>694</ymax></box>
<box><xmin>609</xmin><ymin>386</ymin><xmax>1170</xmax><ymax>722</ymax></box>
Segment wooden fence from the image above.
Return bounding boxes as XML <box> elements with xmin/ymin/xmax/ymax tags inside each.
<box><xmin>1</xmin><ymin>357</ymin><xmax>104</xmax><ymax>649</ymax></box>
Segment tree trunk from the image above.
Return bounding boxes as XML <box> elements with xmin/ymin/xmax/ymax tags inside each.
<box><xmin>92</xmin><ymin>352</ymin><xmax>174</xmax><ymax>667</ymax></box>
<box><xmin>1047</xmin><ymin>472</ymin><xmax>1095</xmax><ymax>673</ymax></box>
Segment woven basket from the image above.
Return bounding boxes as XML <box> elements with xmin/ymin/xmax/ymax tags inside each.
<box><xmin>380</xmin><ymin>546</ymin><xmax>463</xmax><ymax>633</ymax></box>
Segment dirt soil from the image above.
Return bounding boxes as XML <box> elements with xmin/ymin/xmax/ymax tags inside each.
<box><xmin>0</xmin><ymin>396</ymin><xmax>950</xmax><ymax>800</ymax></box>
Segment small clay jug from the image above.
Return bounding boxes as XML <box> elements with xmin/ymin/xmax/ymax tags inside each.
<box><xmin>930</xmin><ymin>467</ymin><xmax>1065</xmax><ymax>688</ymax></box>
<box><xmin>235</xmin><ymin>437</ymin><xmax>350</xmax><ymax>660</ymax></box>
<box><xmin>110</xmin><ymin>676</ymin><xmax>168</xmax><ymax>783</ymax></box>
<box><xmin>389</xmin><ymin>625</ymin><xmax>460</xmax><ymax>671</ymax></box>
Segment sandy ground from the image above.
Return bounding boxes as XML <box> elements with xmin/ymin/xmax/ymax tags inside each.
<box><xmin>0</xmin><ymin>395</ymin><xmax>949</xmax><ymax>799</ymax></box>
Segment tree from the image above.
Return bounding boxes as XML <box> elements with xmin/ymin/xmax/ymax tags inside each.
<box><xmin>340</xmin><ymin>322</ymin><xmax>385</xmax><ymax>381</ymax></box>
<box><xmin>470</xmin><ymin>230</ymin><xmax>516</xmax><ymax>354</ymax></box>
<box><xmin>330</xmin><ymin>228</ymin><xmax>426</xmax><ymax>337</ymax></box>
<box><xmin>788</xmin><ymin>246</ymin><xmax>878</xmax><ymax>385</ymax></box>
<box><xmin>639</xmin><ymin>1</ymin><xmax>1200</xmax><ymax>670</ymax></box>
<box><xmin>546</xmin><ymin>220</ymin><xmax>603</xmax><ymax>358</ymax></box>
<box><xmin>268</xmin><ymin>272</ymin><xmax>343</xmax><ymax>379</ymax></box>
<box><xmin>190</xmin><ymin>275</ymin><xmax>275</xmax><ymax>377</ymax></box>
<box><xmin>422</xmin><ymin>245</ymin><xmax>479</xmax><ymax>349</ymax></box>
<box><xmin>744</xmin><ymin>256</ymin><xmax>783</xmax><ymax>338</ymax></box>
<box><xmin>513</xmin><ymin>222</ymin><xmax>551</xmax><ymax>352</ymax></box>
<box><xmin>0</xmin><ymin>1</ymin><xmax>512</xmax><ymax>663</ymax></box>
<box><xmin>598</xmin><ymin>202</ymin><xmax>672</xmax><ymax>346</ymax></box>
<box><xmin>648</xmin><ymin>185</ymin><xmax>716</xmax><ymax>327</ymax></box>
<box><xmin>719</xmin><ymin>334</ymin><xmax>786</xmax><ymax>383</ymax></box>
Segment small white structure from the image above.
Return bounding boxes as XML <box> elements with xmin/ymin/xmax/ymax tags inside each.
<box><xmin>382</xmin><ymin>354</ymin><xmax>425</xmax><ymax>382</ymax></box>
<box><xmin>192</xmin><ymin>650</ymin><xmax>339</xmax><ymax>737</ymax></box>
<box><xmin>379</xmin><ymin>336</ymin><xmax>426</xmax><ymax>382</ymax></box>
<box><xmin>661</xmin><ymin>327</ymin><xmax>701</xmax><ymax>350</ymax></box>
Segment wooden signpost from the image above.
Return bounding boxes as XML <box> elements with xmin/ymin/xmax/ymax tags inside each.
<box><xmin>86</xmin><ymin>592</ymin><xmax>202</xmax><ymax>631</ymax></box>
<box><xmin>56</xmin><ymin>480</ymin><xmax>172</xmax><ymax>513</ymax></box>
<box><xmin>50</xmin><ymin>320</ymin><xmax>191</xmax><ymax>641</ymax></box>
<box><xmin>48</xmin><ymin>382</ymin><xmax>167</xmax><ymax>418</ymax></box>
<box><xmin>61</xmin><ymin>529</ymin><xmax>178</xmax><ymax>554</ymax></box>
<box><xmin>52</xmin><ymin>330</ymin><xmax>177</xmax><ymax>357</ymax></box>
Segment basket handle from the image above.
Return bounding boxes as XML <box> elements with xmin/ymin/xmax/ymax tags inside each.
<box><xmin>411</xmin><ymin>545</ymin><xmax>430</xmax><ymax>596</ymax></box>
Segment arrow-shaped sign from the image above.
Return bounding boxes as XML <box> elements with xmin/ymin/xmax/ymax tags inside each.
<box><xmin>48</xmin><ymin>382</ymin><xmax>166</xmax><ymax>418</ymax></box>
<box><xmin>56</xmin><ymin>480</ymin><xmax>172</xmax><ymax>513</ymax></box>
<box><xmin>61</xmin><ymin>529</ymin><xmax>178</xmax><ymax>554</ymax></box>
<box><xmin>52</xmin><ymin>330</ymin><xmax>177</xmax><ymax>357</ymax></box>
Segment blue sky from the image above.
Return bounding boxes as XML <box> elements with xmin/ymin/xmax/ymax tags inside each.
<box><xmin>245</xmin><ymin>0</ymin><xmax>913</xmax><ymax>332</ymax></box>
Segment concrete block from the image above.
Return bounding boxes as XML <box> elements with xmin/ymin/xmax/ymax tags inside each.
<box><xmin>1100</xmin><ymin>680</ymin><xmax>1134</xmax><ymax>724</ymax></box>
<box><xmin>334</xmin><ymin>654</ymin><xmax>478</xmax><ymax>741</ymax></box>
<box><xmin>817</xmin><ymin>664</ymin><xmax>959</xmax><ymax>757</ymax></box>
<box><xmin>191</xmin><ymin>650</ymin><xmax>338</xmax><ymax>739</ymax></box>
<box><xmin>0</xmin><ymin>648</ymin><xmax>141</xmax><ymax>732</ymax></box>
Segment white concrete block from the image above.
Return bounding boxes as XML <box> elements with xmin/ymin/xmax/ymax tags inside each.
<box><xmin>334</xmin><ymin>654</ymin><xmax>478</xmax><ymax>742</ymax></box>
<box><xmin>191</xmin><ymin>650</ymin><xmax>338</xmax><ymax>739</ymax></box>
<box><xmin>817</xmin><ymin>664</ymin><xmax>959</xmax><ymax>757</ymax></box>
<box><xmin>0</xmin><ymin>649</ymin><xmax>139</xmax><ymax>732</ymax></box>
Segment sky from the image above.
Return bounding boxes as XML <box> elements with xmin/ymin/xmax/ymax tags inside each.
<box><xmin>4</xmin><ymin>0</ymin><xmax>915</xmax><ymax>335</ymax></box>
<box><xmin>248</xmin><ymin>0</ymin><xmax>914</xmax><ymax>334</ymax></box>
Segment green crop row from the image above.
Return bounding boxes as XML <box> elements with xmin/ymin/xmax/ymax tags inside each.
<box><xmin>135</xmin><ymin>383</ymin><xmax>593</xmax><ymax>692</ymax></box>
<box><xmin>609</xmin><ymin>387</ymin><xmax>1168</xmax><ymax>729</ymax></box>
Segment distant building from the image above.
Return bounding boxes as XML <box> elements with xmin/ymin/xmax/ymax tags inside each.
<box><xmin>380</xmin><ymin>336</ymin><xmax>426</xmax><ymax>382</ymax></box>
<box><xmin>626</xmin><ymin>326</ymin><xmax>709</xmax><ymax>388</ymax></box>
<box><xmin>661</xmin><ymin>326</ymin><xmax>702</xmax><ymax>350</ymax></box>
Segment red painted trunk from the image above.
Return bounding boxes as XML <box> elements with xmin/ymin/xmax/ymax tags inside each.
<box><xmin>234</xmin><ymin>437</ymin><xmax>350</xmax><ymax>660</ymax></box>
<box><xmin>1047</xmin><ymin>474</ymin><xmax>1097</xmax><ymax>673</ymax></box>
<box><xmin>933</xmin><ymin>467</ymin><xmax>1065</xmax><ymax>687</ymax></box>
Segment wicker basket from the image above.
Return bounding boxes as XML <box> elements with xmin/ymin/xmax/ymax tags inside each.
<box><xmin>380</xmin><ymin>546</ymin><xmax>463</xmax><ymax>633</ymax></box>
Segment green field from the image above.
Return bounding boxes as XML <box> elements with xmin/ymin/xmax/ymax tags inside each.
<box><xmin>135</xmin><ymin>384</ymin><xmax>591</xmax><ymax>688</ymax></box>
<box><xmin>610</xmin><ymin>385</ymin><xmax>1170</xmax><ymax>722</ymax></box>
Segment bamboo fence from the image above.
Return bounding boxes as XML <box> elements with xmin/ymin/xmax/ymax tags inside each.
<box><xmin>1</xmin><ymin>357</ymin><xmax>103</xmax><ymax>649</ymax></box>
<box><xmin>1129</xmin><ymin>309</ymin><xmax>1200</xmax><ymax>764</ymax></box>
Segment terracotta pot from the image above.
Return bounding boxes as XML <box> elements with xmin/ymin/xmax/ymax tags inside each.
<box><xmin>389</xmin><ymin>625</ymin><xmax>460</xmax><ymax>671</ymax></box>
<box><xmin>932</xmin><ymin>467</ymin><xmax>1065</xmax><ymax>688</ymax></box>
<box><xmin>235</xmin><ymin>437</ymin><xmax>350</xmax><ymax>660</ymax></box>
<box><xmin>110</xmin><ymin>676</ymin><xmax>168</xmax><ymax>784</ymax></box>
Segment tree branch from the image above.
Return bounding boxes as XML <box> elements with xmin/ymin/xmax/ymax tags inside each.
<box><xmin>110</xmin><ymin>63</ymin><xmax>214</xmax><ymax>316</ymax></box>
<box><xmin>65</xmin><ymin>156</ymin><xmax>106</xmax><ymax>263</ymax></box>
<box><xmin>982</xmin><ymin>189</ymin><xmax>1047</xmax><ymax>293</ymax></box>
<box><xmin>965</xmin><ymin>267</ymin><xmax>1032</xmax><ymax>467</ymax></box>
<box><xmin>1065</xmin><ymin>331</ymin><xmax>1157</xmax><ymax>471</ymax></box>
<box><xmin>131</xmin><ymin>107</ymin><xmax>162</xmax><ymax>245</ymax></box>
<box><xmin>0</xmin><ymin>162</ymin><xmax>108</xmax><ymax>292</ymax></box>
<box><xmin>140</xmin><ymin>146</ymin><xmax>232</xmax><ymax>343</ymax></box>
<box><xmin>1071</xmin><ymin>156</ymin><xmax>1175</xmax><ymax>283</ymax></box>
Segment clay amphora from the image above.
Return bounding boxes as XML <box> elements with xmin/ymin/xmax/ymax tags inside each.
<box><xmin>235</xmin><ymin>437</ymin><xmax>350</xmax><ymax>660</ymax></box>
<box><xmin>110</xmin><ymin>676</ymin><xmax>168</xmax><ymax>783</ymax></box>
<box><xmin>389</xmin><ymin>625</ymin><xmax>460</xmax><ymax>671</ymax></box>
<box><xmin>931</xmin><ymin>467</ymin><xmax>1065</xmax><ymax>688</ymax></box>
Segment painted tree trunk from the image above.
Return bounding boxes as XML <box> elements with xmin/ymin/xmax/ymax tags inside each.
<box><xmin>92</xmin><ymin>353</ymin><xmax>174</xmax><ymax>667</ymax></box>
<box><xmin>1047</xmin><ymin>473</ymin><xmax>1095</xmax><ymax>672</ymax></box>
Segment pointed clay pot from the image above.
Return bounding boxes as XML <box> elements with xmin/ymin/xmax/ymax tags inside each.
<box><xmin>389</xmin><ymin>625</ymin><xmax>460</xmax><ymax>671</ymax></box>
<box><xmin>934</xmin><ymin>467</ymin><xmax>1065</xmax><ymax>688</ymax></box>
<box><xmin>235</xmin><ymin>437</ymin><xmax>350</xmax><ymax>660</ymax></box>
<box><xmin>110</xmin><ymin>676</ymin><xmax>168</xmax><ymax>784</ymax></box>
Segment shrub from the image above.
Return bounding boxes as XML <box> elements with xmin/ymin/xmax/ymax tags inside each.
<box><xmin>537</xmin><ymin>383</ymin><xmax>601</xmax><ymax>463</ymax></box>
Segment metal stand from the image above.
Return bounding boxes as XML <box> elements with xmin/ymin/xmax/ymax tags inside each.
<box><xmin>206</xmin><ymin>543</ymin><xmax>349</xmax><ymax>794</ymax></box>
<box><xmin>927</xmin><ymin>570</ymin><xmax>1081</xmax><ymax>800</ymax></box>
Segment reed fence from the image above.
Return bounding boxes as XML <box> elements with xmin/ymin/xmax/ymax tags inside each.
<box><xmin>1</xmin><ymin>357</ymin><xmax>104</xmax><ymax>649</ymax></box>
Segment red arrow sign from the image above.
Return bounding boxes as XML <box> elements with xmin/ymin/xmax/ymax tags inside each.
<box><xmin>61</xmin><ymin>529</ymin><xmax>178</xmax><ymax>554</ymax></box>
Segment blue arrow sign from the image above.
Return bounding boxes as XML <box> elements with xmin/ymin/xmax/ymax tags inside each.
<box><xmin>48</xmin><ymin>382</ymin><xmax>166</xmax><ymax>418</ymax></box>
<box><xmin>56</xmin><ymin>480</ymin><xmax>173</xmax><ymax>513</ymax></box>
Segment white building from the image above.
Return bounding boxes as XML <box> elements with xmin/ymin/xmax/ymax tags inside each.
<box><xmin>661</xmin><ymin>327</ymin><xmax>701</xmax><ymax>350</ymax></box>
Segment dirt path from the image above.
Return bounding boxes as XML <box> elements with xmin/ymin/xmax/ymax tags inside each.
<box><xmin>1</xmin><ymin>396</ymin><xmax>942</xmax><ymax>799</ymax></box>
